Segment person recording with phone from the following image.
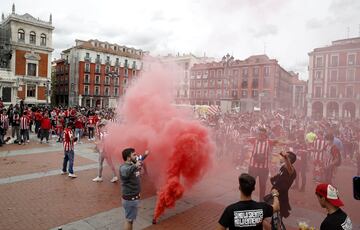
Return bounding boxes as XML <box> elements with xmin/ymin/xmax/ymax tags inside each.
<box><xmin>119</xmin><ymin>148</ymin><xmax>149</xmax><ymax>230</ymax></box>
<box><xmin>264</xmin><ymin>151</ymin><xmax>297</xmax><ymax>229</ymax></box>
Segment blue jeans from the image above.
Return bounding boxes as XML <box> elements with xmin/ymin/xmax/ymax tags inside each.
<box><xmin>63</xmin><ymin>150</ymin><xmax>74</xmax><ymax>174</ymax></box>
<box><xmin>75</xmin><ymin>128</ymin><xmax>83</xmax><ymax>141</ymax></box>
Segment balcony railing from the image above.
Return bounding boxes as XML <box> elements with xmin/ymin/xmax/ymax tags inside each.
<box><xmin>95</xmin><ymin>58</ymin><xmax>102</xmax><ymax>64</ymax></box>
<box><xmin>84</xmin><ymin>57</ymin><xmax>92</xmax><ymax>62</ymax></box>
<box><xmin>105</xmin><ymin>59</ymin><xmax>112</xmax><ymax>65</ymax></box>
<box><xmin>115</xmin><ymin>61</ymin><xmax>120</xmax><ymax>66</ymax></box>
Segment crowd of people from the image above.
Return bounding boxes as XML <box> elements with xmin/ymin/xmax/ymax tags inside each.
<box><xmin>0</xmin><ymin>100</ymin><xmax>358</xmax><ymax>229</ymax></box>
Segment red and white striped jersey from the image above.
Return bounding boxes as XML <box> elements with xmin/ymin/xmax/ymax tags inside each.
<box><xmin>63</xmin><ymin>128</ymin><xmax>74</xmax><ymax>151</ymax></box>
<box><xmin>0</xmin><ymin>114</ymin><xmax>7</xmax><ymax>128</ymax></box>
<box><xmin>249</xmin><ymin>138</ymin><xmax>274</xmax><ymax>169</ymax></box>
<box><xmin>312</xmin><ymin>138</ymin><xmax>327</xmax><ymax>161</ymax></box>
<box><xmin>20</xmin><ymin>116</ymin><xmax>29</xmax><ymax>130</ymax></box>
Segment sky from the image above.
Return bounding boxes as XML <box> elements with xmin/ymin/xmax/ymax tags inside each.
<box><xmin>1</xmin><ymin>0</ymin><xmax>360</xmax><ymax>80</ymax></box>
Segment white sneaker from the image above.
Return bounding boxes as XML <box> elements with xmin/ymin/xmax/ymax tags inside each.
<box><xmin>61</xmin><ymin>170</ymin><xmax>67</xmax><ymax>175</ymax></box>
<box><xmin>110</xmin><ymin>176</ymin><xmax>118</xmax><ymax>183</ymax></box>
<box><xmin>92</xmin><ymin>176</ymin><xmax>103</xmax><ymax>182</ymax></box>
<box><xmin>68</xmin><ymin>173</ymin><xmax>77</xmax><ymax>178</ymax></box>
<box><xmin>27</xmin><ymin>140</ymin><xmax>30</xmax><ymax>143</ymax></box>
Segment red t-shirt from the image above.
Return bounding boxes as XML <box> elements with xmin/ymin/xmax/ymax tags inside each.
<box><xmin>41</xmin><ymin>118</ymin><xmax>52</xmax><ymax>130</ymax></box>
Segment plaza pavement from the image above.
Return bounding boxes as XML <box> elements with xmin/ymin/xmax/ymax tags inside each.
<box><xmin>0</xmin><ymin>132</ymin><xmax>359</xmax><ymax>230</ymax></box>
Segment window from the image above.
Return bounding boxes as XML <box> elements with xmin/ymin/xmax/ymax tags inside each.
<box><xmin>315</xmin><ymin>71</ymin><xmax>322</xmax><ymax>80</ymax></box>
<box><xmin>85</xmin><ymin>63</ymin><xmax>90</xmax><ymax>72</ymax></box>
<box><xmin>115</xmin><ymin>58</ymin><xmax>119</xmax><ymax>65</ymax></box>
<box><xmin>195</xmin><ymin>80</ymin><xmax>201</xmax><ymax>88</ymax></box>
<box><xmin>210</xmin><ymin>70</ymin><xmax>215</xmax><ymax>78</ymax></box>
<box><xmin>18</xmin><ymin>29</ymin><xmax>25</xmax><ymax>41</ymax></box>
<box><xmin>252</xmin><ymin>90</ymin><xmax>258</xmax><ymax>98</ymax></box>
<box><xmin>242</xmin><ymin>68</ymin><xmax>248</xmax><ymax>77</ymax></box>
<box><xmin>132</xmin><ymin>70</ymin><xmax>136</xmax><ymax>76</ymax></box>
<box><xmin>233</xmin><ymin>69</ymin><xmax>239</xmax><ymax>76</ymax></box>
<box><xmin>203</xmin><ymin>80</ymin><xmax>208</xmax><ymax>88</ymax></box>
<box><xmin>346</xmin><ymin>86</ymin><xmax>353</xmax><ymax>97</ymax></box>
<box><xmin>105</xmin><ymin>87</ymin><xmax>109</xmax><ymax>96</ymax></box>
<box><xmin>124</xmin><ymin>59</ymin><xmax>128</xmax><ymax>68</ymax></box>
<box><xmin>217</xmin><ymin>70</ymin><xmax>222</xmax><ymax>77</ymax></box>
<box><xmin>123</xmin><ymin>78</ymin><xmax>128</xmax><ymax>85</ymax></box>
<box><xmin>106</xmin><ymin>56</ymin><xmax>110</xmax><ymax>61</ymax></box>
<box><xmin>40</xmin><ymin>34</ymin><xmax>46</xmax><ymax>46</ymax></box>
<box><xmin>241</xmin><ymin>79</ymin><xmax>248</xmax><ymax>88</ymax></box>
<box><xmin>27</xmin><ymin>63</ymin><xmax>36</xmax><ymax>76</ymax></box>
<box><xmin>252</xmin><ymin>78</ymin><xmax>259</xmax><ymax>88</ymax></box>
<box><xmin>95</xmin><ymin>75</ymin><xmax>100</xmax><ymax>84</ymax></box>
<box><xmin>114</xmin><ymin>87</ymin><xmax>119</xmax><ymax>96</ymax></box>
<box><xmin>348</xmin><ymin>54</ymin><xmax>356</xmax><ymax>65</ymax></box>
<box><xmin>95</xmin><ymin>64</ymin><xmax>100</xmax><ymax>73</ymax></box>
<box><xmin>84</xmin><ymin>74</ymin><xmax>90</xmax><ymax>83</ymax></box>
<box><xmin>329</xmin><ymin>86</ymin><xmax>337</xmax><ymax>98</ymax></box>
<box><xmin>105</xmin><ymin>65</ymin><xmax>110</xmax><ymax>74</ymax></box>
<box><xmin>209</xmin><ymin>79</ymin><xmax>215</xmax><ymax>87</ymax></box>
<box><xmin>27</xmin><ymin>85</ymin><xmax>36</xmax><ymax>97</ymax></box>
<box><xmin>132</xmin><ymin>61</ymin><xmax>136</xmax><ymax>69</ymax></box>
<box><xmin>114</xmin><ymin>78</ymin><xmax>119</xmax><ymax>85</ymax></box>
<box><xmin>196</xmin><ymin>90</ymin><xmax>201</xmax><ymax>98</ymax></box>
<box><xmin>241</xmin><ymin>90</ymin><xmax>248</xmax><ymax>98</ymax></box>
<box><xmin>264</xmin><ymin>66</ymin><xmax>270</xmax><ymax>76</ymax></box>
<box><xmin>217</xmin><ymin>79</ymin><xmax>222</xmax><ymax>87</ymax></box>
<box><xmin>315</xmin><ymin>87</ymin><xmax>322</xmax><ymax>97</ymax></box>
<box><xmin>316</xmin><ymin>57</ymin><xmax>323</xmax><ymax>67</ymax></box>
<box><xmin>253</xmin><ymin>67</ymin><xmax>259</xmax><ymax>76</ymax></box>
<box><xmin>216</xmin><ymin>89</ymin><xmax>222</xmax><ymax>98</ymax></box>
<box><xmin>203</xmin><ymin>90</ymin><xmax>208</xmax><ymax>98</ymax></box>
<box><xmin>105</xmin><ymin>76</ymin><xmax>110</xmax><ymax>84</ymax></box>
<box><xmin>209</xmin><ymin>90</ymin><xmax>214</xmax><ymax>98</ymax></box>
<box><xmin>124</xmin><ymin>68</ymin><xmax>128</xmax><ymax>77</ymax></box>
<box><xmin>29</xmin><ymin>31</ymin><xmax>36</xmax><ymax>44</ymax></box>
<box><xmin>84</xmin><ymin>86</ymin><xmax>89</xmax><ymax>95</ymax></box>
<box><xmin>95</xmin><ymin>86</ymin><xmax>99</xmax><ymax>96</ymax></box>
<box><xmin>232</xmin><ymin>90</ymin><xmax>238</xmax><ymax>97</ymax></box>
<box><xmin>263</xmin><ymin>78</ymin><xmax>271</xmax><ymax>88</ymax></box>
<box><xmin>330</xmin><ymin>70</ymin><xmax>337</xmax><ymax>82</ymax></box>
<box><xmin>347</xmin><ymin>69</ymin><xmax>355</xmax><ymax>81</ymax></box>
<box><xmin>85</xmin><ymin>53</ymin><xmax>90</xmax><ymax>58</ymax></box>
<box><xmin>331</xmin><ymin>55</ymin><xmax>338</xmax><ymax>66</ymax></box>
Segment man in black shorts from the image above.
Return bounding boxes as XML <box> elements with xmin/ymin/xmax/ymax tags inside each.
<box><xmin>217</xmin><ymin>173</ymin><xmax>280</xmax><ymax>230</ymax></box>
<box><xmin>315</xmin><ymin>183</ymin><xmax>352</xmax><ymax>230</ymax></box>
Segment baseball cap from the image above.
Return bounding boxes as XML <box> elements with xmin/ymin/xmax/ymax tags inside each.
<box><xmin>316</xmin><ymin>183</ymin><xmax>344</xmax><ymax>207</ymax></box>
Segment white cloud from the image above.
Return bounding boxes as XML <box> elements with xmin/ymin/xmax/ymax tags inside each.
<box><xmin>1</xmin><ymin>0</ymin><xmax>360</xmax><ymax>79</ymax></box>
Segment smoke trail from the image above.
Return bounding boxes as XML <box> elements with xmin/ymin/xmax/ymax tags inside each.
<box><xmin>103</xmin><ymin>60</ymin><xmax>215</xmax><ymax>221</ymax></box>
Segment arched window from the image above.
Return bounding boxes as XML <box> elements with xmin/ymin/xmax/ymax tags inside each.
<box><xmin>40</xmin><ymin>33</ymin><xmax>46</xmax><ymax>46</ymax></box>
<box><xmin>18</xmin><ymin>29</ymin><xmax>25</xmax><ymax>41</ymax></box>
<box><xmin>29</xmin><ymin>31</ymin><xmax>36</xmax><ymax>44</ymax></box>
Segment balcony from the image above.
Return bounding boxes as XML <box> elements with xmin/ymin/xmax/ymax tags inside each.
<box><xmin>95</xmin><ymin>58</ymin><xmax>102</xmax><ymax>64</ymax></box>
<box><xmin>84</xmin><ymin>57</ymin><xmax>92</xmax><ymax>62</ymax></box>
<box><xmin>105</xmin><ymin>59</ymin><xmax>112</xmax><ymax>65</ymax></box>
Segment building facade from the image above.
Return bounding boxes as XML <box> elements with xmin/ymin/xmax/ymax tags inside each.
<box><xmin>55</xmin><ymin>39</ymin><xmax>144</xmax><ymax>107</ymax></box>
<box><xmin>307</xmin><ymin>37</ymin><xmax>360</xmax><ymax>119</ymax></box>
<box><xmin>160</xmin><ymin>53</ymin><xmax>215</xmax><ymax>104</ymax></box>
<box><xmin>289</xmin><ymin>71</ymin><xmax>307</xmax><ymax>116</ymax></box>
<box><xmin>0</xmin><ymin>4</ymin><xmax>53</xmax><ymax>105</ymax></box>
<box><xmin>189</xmin><ymin>54</ymin><xmax>295</xmax><ymax>112</ymax></box>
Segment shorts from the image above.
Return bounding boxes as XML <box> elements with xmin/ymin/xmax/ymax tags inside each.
<box><xmin>122</xmin><ymin>199</ymin><xmax>139</xmax><ymax>221</ymax></box>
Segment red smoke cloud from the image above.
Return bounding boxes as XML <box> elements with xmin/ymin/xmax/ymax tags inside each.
<box><xmin>103</xmin><ymin>60</ymin><xmax>215</xmax><ymax>221</ymax></box>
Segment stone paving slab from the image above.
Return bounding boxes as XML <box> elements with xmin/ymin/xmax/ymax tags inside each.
<box><xmin>0</xmin><ymin>151</ymin><xmax>95</xmax><ymax>178</ymax></box>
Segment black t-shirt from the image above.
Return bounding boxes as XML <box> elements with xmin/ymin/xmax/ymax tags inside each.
<box><xmin>270</xmin><ymin>165</ymin><xmax>296</xmax><ymax>218</ymax></box>
<box><xmin>218</xmin><ymin>200</ymin><xmax>273</xmax><ymax>229</ymax></box>
<box><xmin>320</xmin><ymin>208</ymin><xmax>352</xmax><ymax>230</ymax></box>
